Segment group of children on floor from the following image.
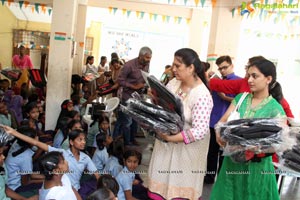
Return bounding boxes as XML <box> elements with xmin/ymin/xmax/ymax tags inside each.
<box><xmin>0</xmin><ymin>84</ymin><xmax>149</xmax><ymax>200</ymax></box>
<box><xmin>0</xmin><ymin>119</ymin><xmax>149</xmax><ymax>200</ymax></box>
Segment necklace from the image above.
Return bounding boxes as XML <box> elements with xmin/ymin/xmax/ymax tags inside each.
<box><xmin>176</xmin><ymin>87</ymin><xmax>190</xmax><ymax>99</ymax></box>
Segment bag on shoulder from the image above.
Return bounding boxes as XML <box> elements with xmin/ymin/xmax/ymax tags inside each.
<box><xmin>227</xmin><ymin>92</ymin><xmax>248</xmax><ymax>122</ymax></box>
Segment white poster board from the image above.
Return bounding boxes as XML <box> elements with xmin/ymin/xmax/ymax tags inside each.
<box><xmin>99</xmin><ymin>26</ymin><xmax>186</xmax><ymax>78</ymax></box>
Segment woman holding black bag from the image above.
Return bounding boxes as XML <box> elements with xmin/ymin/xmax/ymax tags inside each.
<box><xmin>211</xmin><ymin>59</ymin><xmax>286</xmax><ymax>200</ymax></box>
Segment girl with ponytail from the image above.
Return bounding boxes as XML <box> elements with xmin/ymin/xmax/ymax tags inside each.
<box><xmin>39</xmin><ymin>151</ymin><xmax>81</xmax><ymax>200</ymax></box>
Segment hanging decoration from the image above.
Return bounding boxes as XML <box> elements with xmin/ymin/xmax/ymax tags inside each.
<box><xmin>200</xmin><ymin>0</ymin><xmax>205</xmax><ymax>7</ymax></box>
<box><xmin>106</xmin><ymin>7</ymin><xmax>190</xmax><ymax>25</ymax></box>
<box><xmin>34</xmin><ymin>3</ymin><xmax>39</xmax><ymax>13</ymax></box>
<box><xmin>1</xmin><ymin>0</ymin><xmax>52</xmax><ymax>16</ymax></box>
<box><xmin>126</xmin><ymin>10</ymin><xmax>131</xmax><ymax>18</ymax></box>
<box><xmin>211</xmin><ymin>0</ymin><xmax>217</xmax><ymax>8</ymax></box>
<box><xmin>122</xmin><ymin>8</ymin><xmax>126</xmax><ymax>15</ymax></box>
<box><xmin>7</xmin><ymin>0</ymin><xmax>13</xmax><ymax>7</ymax></box>
<box><xmin>136</xmin><ymin>11</ymin><xmax>140</xmax><ymax>18</ymax></box>
<box><xmin>108</xmin><ymin>7</ymin><xmax>113</xmax><ymax>14</ymax></box>
<box><xmin>113</xmin><ymin>7</ymin><xmax>118</xmax><ymax>14</ymax></box>
<box><xmin>47</xmin><ymin>8</ymin><xmax>52</xmax><ymax>16</ymax></box>
<box><xmin>18</xmin><ymin>0</ymin><xmax>23</xmax><ymax>9</ymax></box>
<box><xmin>24</xmin><ymin>0</ymin><xmax>28</xmax><ymax>8</ymax></box>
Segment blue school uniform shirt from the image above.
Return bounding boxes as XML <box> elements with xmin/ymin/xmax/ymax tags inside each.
<box><xmin>92</xmin><ymin>129</ymin><xmax>111</xmax><ymax>148</ymax></box>
<box><xmin>0</xmin><ymin>165</ymin><xmax>11</xmax><ymax>200</ymax></box>
<box><xmin>53</xmin><ymin>129</ymin><xmax>64</xmax><ymax>148</ymax></box>
<box><xmin>5</xmin><ymin>141</ymin><xmax>35</xmax><ymax>190</ymax></box>
<box><xmin>0</xmin><ymin>114</ymin><xmax>11</xmax><ymax>127</ymax></box>
<box><xmin>92</xmin><ymin>147</ymin><xmax>109</xmax><ymax>172</ymax></box>
<box><xmin>116</xmin><ymin>166</ymin><xmax>135</xmax><ymax>200</ymax></box>
<box><xmin>103</xmin><ymin>156</ymin><xmax>122</xmax><ymax>177</ymax></box>
<box><xmin>48</xmin><ymin>146</ymin><xmax>97</xmax><ymax>190</ymax></box>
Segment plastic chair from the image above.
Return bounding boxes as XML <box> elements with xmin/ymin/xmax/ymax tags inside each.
<box><xmin>101</xmin><ymin>97</ymin><xmax>120</xmax><ymax>132</ymax></box>
<box><xmin>82</xmin><ymin>97</ymin><xmax>120</xmax><ymax>131</ymax></box>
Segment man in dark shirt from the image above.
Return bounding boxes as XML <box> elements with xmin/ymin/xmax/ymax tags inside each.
<box><xmin>205</xmin><ymin>55</ymin><xmax>241</xmax><ymax>184</ymax></box>
<box><xmin>113</xmin><ymin>46</ymin><xmax>152</xmax><ymax>146</ymax></box>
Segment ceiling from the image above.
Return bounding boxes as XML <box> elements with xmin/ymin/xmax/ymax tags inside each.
<box><xmin>6</xmin><ymin>0</ymin><xmax>248</xmax><ymax>23</ymax></box>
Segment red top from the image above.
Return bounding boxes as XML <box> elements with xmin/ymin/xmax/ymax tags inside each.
<box><xmin>209</xmin><ymin>78</ymin><xmax>294</xmax><ymax>118</ymax></box>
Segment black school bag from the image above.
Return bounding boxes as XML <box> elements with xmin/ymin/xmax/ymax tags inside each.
<box><xmin>29</xmin><ymin>69</ymin><xmax>47</xmax><ymax>88</ymax></box>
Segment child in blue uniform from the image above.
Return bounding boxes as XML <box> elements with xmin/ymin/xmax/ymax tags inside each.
<box><xmin>38</xmin><ymin>151</ymin><xmax>81</xmax><ymax>200</ymax></box>
<box><xmin>116</xmin><ymin>150</ymin><xmax>145</xmax><ymax>200</ymax></box>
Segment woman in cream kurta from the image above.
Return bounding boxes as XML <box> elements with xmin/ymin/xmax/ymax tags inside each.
<box><xmin>148</xmin><ymin>48</ymin><xmax>213</xmax><ymax>200</ymax></box>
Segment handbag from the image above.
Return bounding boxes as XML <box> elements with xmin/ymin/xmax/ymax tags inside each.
<box><xmin>227</xmin><ymin>92</ymin><xmax>248</xmax><ymax>122</ymax></box>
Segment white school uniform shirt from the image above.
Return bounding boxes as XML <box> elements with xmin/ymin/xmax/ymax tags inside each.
<box><xmin>39</xmin><ymin>174</ymin><xmax>77</xmax><ymax>200</ymax></box>
<box><xmin>116</xmin><ymin>166</ymin><xmax>135</xmax><ymax>200</ymax></box>
<box><xmin>48</xmin><ymin>146</ymin><xmax>97</xmax><ymax>190</ymax></box>
<box><xmin>92</xmin><ymin>147</ymin><xmax>109</xmax><ymax>172</ymax></box>
<box><xmin>5</xmin><ymin>141</ymin><xmax>35</xmax><ymax>190</ymax></box>
<box><xmin>103</xmin><ymin>156</ymin><xmax>122</xmax><ymax>177</ymax></box>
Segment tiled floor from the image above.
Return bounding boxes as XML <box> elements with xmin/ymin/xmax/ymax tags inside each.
<box><xmin>129</xmin><ymin>136</ymin><xmax>300</xmax><ymax>200</ymax></box>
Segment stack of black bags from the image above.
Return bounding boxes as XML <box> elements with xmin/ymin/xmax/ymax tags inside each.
<box><xmin>120</xmin><ymin>98</ymin><xmax>183</xmax><ymax>135</ymax></box>
<box><xmin>220</xmin><ymin>118</ymin><xmax>283</xmax><ymax>163</ymax></box>
<box><xmin>121</xmin><ymin>73</ymin><xmax>184</xmax><ymax>136</ymax></box>
<box><xmin>281</xmin><ymin>128</ymin><xmax>300</xmax><ymax>173</ymax></box>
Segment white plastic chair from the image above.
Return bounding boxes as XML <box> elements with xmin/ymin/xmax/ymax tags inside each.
<box><xmin>102</xmin><ymin>97</ymin><xmax>120</xmax><ymax>132</ymax></box>
<box><xmin>82</xmin><ymin>97</ymin><xmax>120</xmax><ymax>131</ymax></box>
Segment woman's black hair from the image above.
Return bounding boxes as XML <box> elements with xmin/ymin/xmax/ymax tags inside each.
<box><xmin>68</xmin><ymin>129</ymin><xmax>85</xmax><ymax>146</ymax></box>
<box><xmin>248</xmin><ymin>59</ymin><xmax>283</xmax><ymax>103</ymax></box>
<box><xmin>39</xmin><ymin>151</ymin><xmax>64</xmax><ymax>180</ymax></box>
<box><xmin>27</xmin><ymin>93</ymin><xmax>39</xmax><ymax>104</ymax></box>
<box><xmin>201</xmin><ymin>61</ymin><xmax>210</xmax><ymax>72</ymax></box>
<box><xmin>90</xmin><ymin>114</ymin><xmax>109</xmax><ymax>128</ymax></box>
<box><xmin>174</xmin><ymin>48</ymin><xmax>208</xmax><ymax>89</ymax></box>
<box><xmin>96</xmin><ymin>133</ymin><xmax>107</xmax><ymax>150</ymax></box>
<box><xmin>124</xmin><ymin>149</ymin><xmax>142</xmax><ymax>165</ymax></box>
<box><xmin>98</xmin><ymin>115</ymin><xmax>109</xmax><ymax>126</ymax></box>
<box><xmin>86</xmin><ymin>56</ymin><xmax>94</xmax><ymax>65</ymax></box>
<box><xmin>55</xmin><ymin>99</ymin><xmax>73</xmax><ymax>130</ymax></box>
<box><xmin>12</xmin><ymin>126</ymin><xmax>37</xmax><ymax>157</ymax></box>
<box><xmin>60</xmin><ymin>119</ymin><xmax>82</xmax><ymax>145</ymax></box>
<box><xmin>25</xmin><ymin>101</ymin><xmax>38</xmax><ymax>114</ymax></box>
<box><xmin>107</xmin><ymin>139</ymin><xmax>124</xmax><ymax>166</ymax></box>
<box><xmin>97</xmin><ymin>174</ymin><xmax>119</xmax><ymax>197</ymax></box>
<box><xmin>87</xmin><ymin>188</ymin><xmax>114</xmax><ymax>200</ymax></box>
<box><xmin>68</xmin><ymin>110</ymin><xmax>80</xmax><ymax>119</ymax></box>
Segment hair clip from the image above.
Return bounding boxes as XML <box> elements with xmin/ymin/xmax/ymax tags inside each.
<box><xmin>46</xmin><ymin>161</ymin><xmax>56</xmax><ymax>167</ymax></box>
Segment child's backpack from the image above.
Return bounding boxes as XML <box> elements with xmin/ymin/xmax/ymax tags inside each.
<box><xmin>29</xmin><ymin>69</ymin><xmax>47</xmax><ymax>88</ymax></box>
<box><xmin>0</xmin><ymin>68</ymin><xmax>22</xmax><ymax>81</ymax></box>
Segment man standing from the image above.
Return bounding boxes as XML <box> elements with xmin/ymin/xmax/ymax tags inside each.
<box><xmin>113</xmin><ymin>46</ymin><xmax>152</xmax><ymax>146</ymax></box>
<box><xmin>205</xmin><ymin>55</ymin><xmax>241</xmax><ymax>184</ymax></box>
